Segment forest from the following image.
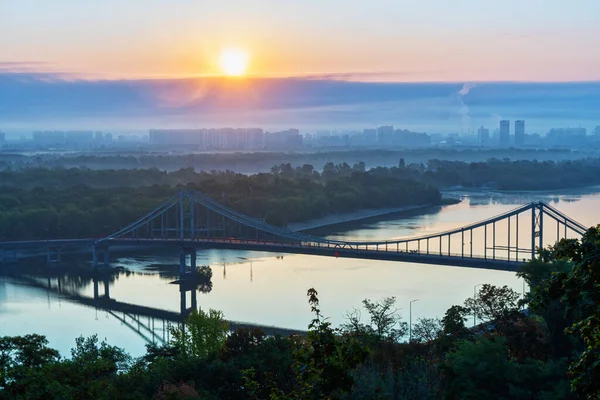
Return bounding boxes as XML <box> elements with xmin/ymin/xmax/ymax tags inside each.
<box><xmin>0</xmin><ymin>163</ymin><xmax>441</xmax><ymax>240</ymax></box>
<box><xmin>1</xmin><ymin>227</ymin><xmax>599</xmax><ymax>399</ymax></box>
<box><xmin>0</xmin><ymin>147</ymin><xmax>581</xmax><ymax>173</ymax></box>
<box><xmin>1</xmin><ymin>156</ymin><xmax>600</xmax><ymax>241</ymax></box>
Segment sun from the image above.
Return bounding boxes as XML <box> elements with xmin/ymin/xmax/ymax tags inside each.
<box><xmin>219</xmin><ymin>48</ymin><xmax>249</xmax><ymax>77</ymax></box>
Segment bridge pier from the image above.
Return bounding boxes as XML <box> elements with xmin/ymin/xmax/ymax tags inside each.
<box><xmin>93</xmin><ymin>275</ymin><xmax>111</xmax><ymax>300</ymax></box>
<box><xmin>179</xmin><ymin>282</ymin><xmax>198</xmax><ymax>315</ymax></box>
<box><xmin>179</xmin><ymin>247</ymin><xmax>197</xmax><ymax>277</ymax></box>
<box><xmin>92</xmin><ymin>246</ymin><xmax>110</xmax><ymax>269</ymax></box>
<box><xmin>46</xmin><ymin>247</ymin><xmax>61</xmax><ymax>265</ymax></box>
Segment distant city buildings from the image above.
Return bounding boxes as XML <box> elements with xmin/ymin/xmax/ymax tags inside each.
<box><xmin>148</xmin><ymin>127</ymin><xmax>303</xmax><ymax>150</ymax></box>
<box><xmin>515</xmin><ymin>120</ymin><xmax>525</xmax><ymax>147</ymax></box>
<box><xmin>373</xmin><ymin>126</ymin><xmax>430</xmax><ymax>147</ymax></box>
<box><xmin>376</xmin><ymin>126</ymin><xmax>395</xmax><ymax>145</ymax></box>
<box><xmin>265</xmin><ymin>129</ymin><xmax>303</xmax><ymax>149</ymax></box>
<box><xmin>3</xmin><ymin>119</ymin><xmax>600</xmax><ymax>152</ymax></box>
<box><xmin>30</xmin><ymin>131</ymin><xmax>113</xmax><ymax>147</ymax></box>
<box><xmin>477</xmin><ymin>126</ymin><xmax>490</xmax><ymax>146</ymax></box>
<box><xmin>499</xmin><ymin>120</ymin><xmax>510</xmax><ymax>147</ymax></box>
<box><xmin>546</xmin><ymin>127</ymin><xmax>586</xmax><ymax>146</ymax></box>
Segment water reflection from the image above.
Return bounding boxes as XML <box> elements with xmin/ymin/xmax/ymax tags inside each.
<box><xmin>0</xmin><ymin>261</ymin><xmax>213</xmax><ymax>346</ymax></box>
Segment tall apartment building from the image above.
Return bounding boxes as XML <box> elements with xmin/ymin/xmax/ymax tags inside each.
<box><xmin>148</xmin><ymin>128</ymin><xmax>265</xmax><ymax>150</ymax></box>
<box><xmin>477</xmin><ymin>126</ymin><xmax>490</xmax><ymax>146</ymax></box>
<box><xmin>377</xmin><ymin>125</ymin><xmax>395</xmax><ymax>145</ymax></box>
<box><xmin>499</xmin><ymin>120</ymin><xmax>510</xmax><ymax>147</ymax></box>
<box><xmin>514</xmin><ymin>120</ymin><xmax>525</xmax><ymax>147</ymax></box>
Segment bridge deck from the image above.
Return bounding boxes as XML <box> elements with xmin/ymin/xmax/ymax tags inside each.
<box><xmin>104</xmin><ymin>238</ymin><xmax>523</xmax><ymax>271</ymax></box>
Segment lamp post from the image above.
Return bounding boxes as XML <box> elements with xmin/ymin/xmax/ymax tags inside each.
<box><xmin>473</xmin><ymin>283</ymin><xmax>483</xmax><ymax>327</ymax></box>
<box><xmin>409</xmin><ymin>299</ymin><xmax>419</xmax><ymax>342</ymax></box>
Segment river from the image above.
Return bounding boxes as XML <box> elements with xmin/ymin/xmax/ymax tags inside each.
<box><xmin>1</xmin><ymin>188</ymin><xmax>599</xmax><ymax>357</ymax></box>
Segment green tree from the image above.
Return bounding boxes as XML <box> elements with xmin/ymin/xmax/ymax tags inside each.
<box><xmin>171</xmin><ymin>308</ymin><xmax>229</xmax><ymax>359</ymax></box>
<box><xmin>286</xmin><ymin>288</ymin><xmax>368</xmax><ymax>399</ymax></box>
<box><xmin>464</xmin><ymin>284</ymin><xmax>521</xmax><ymax>328</ymax></box>
<box><xmin>0</xmin><ymin>334</ymin><xmax>60</xmax><ymax>390</ymax></box>
<box><xmin>533</xmin><ymin>226</ymin><xmax>600</xmax><ymax>398</ymax></box>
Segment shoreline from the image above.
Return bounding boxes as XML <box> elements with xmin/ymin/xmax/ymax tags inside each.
<box><xmin>288</xmin><ymin>202</ymin><xmax>451</xmax><ymax>232</ymax></box>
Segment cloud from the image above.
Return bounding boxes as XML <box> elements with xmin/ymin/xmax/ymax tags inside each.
<box><xmin>0</xmin><ymin>61</ymin><xmax>51</xmax><ymax>72</ymax></box>
<box><xmin>0</xmin><ymin>73</ymin><xmax>598</xmax><ymax>132</ymax></box>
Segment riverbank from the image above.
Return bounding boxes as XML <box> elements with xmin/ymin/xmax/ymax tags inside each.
<box><xmin>288</xmin><ymin>198</ymin><xmax>459</xmax><ymax>232</ymax></box>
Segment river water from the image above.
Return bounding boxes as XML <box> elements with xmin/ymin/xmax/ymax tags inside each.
<box><xmin>1</xmin><ymin>188</ymin><xmax>599</xmax><ymax>357</ymax></box>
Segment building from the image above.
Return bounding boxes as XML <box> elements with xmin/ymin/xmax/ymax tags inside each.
<box><xmin>65</xmin><ymin>131</ymin><xmax>94</xmax><ymax>144</ymax></box>
<box><xmin>377</xmin><ymin>126</ymin><xmax>395</xmax><ymax>145</ymax></box>
<box><xmin>499</xmin><ymin>120</ymin><xmax>510</xmax><ymax>147</ymax></box>
<box><xmin>395</xmin><ymin>129</ymin><xmax>431</xmax><ymax>147</ymax></box>
<box><xmin>265</xmin><ymin>129</ymin><xmax>302</xmax><ymax>149</ymax></box>
<box><xmin>594</xmin><ymin>126</ymin><xmax>600</xmax><ymax>136</ymax></box>
<box><xmin>0</xmin><ymin>132</ymin><xmax>5</xmax><ymax>143</ymax></box>
<box><xmin>32</xmin><ymin>131</ymin><xmax>66</xmax><ymax>145</ymax></box>
<box><xmin>148</xmin><ymin>128</ymin><xmax>264</xmax><ymax>149</ymax></box>
<box><xmin>547</xmin><ymin>127</ymin><xmax>586</xmax><ymax>146</ymax></box>
<box><xmin>477</xmin><ymin>126</ymin><xmax>490</xmax><ymax>146</ymax></box>
<box><xmin>515</xmin><ymin>120</ymin><xmax>525</xmax><ymax>147</ymax></box>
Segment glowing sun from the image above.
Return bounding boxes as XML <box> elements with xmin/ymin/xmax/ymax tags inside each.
<box><xmin>219</xmin><ymin>48</ymin><xmax>249</xmax><ymax>76</ymax></box>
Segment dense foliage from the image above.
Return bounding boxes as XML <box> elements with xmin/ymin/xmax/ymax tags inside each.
<box><xmin>370</xmin><ymin>158</ymin><xmax>600</xmax><ymax>190</ymax></box>
<box><xmin>0</xmin><ymin>148</ymin><xmax>580</xmax><ymax>173</ymax></box>
<box><xmin>0</xmin><ymin>164</ymin><xmax>441</xmax><ymax>241</ymax></box>
<box><xmin>3</xmin><ymin>226</ymin><xmax>600</xmax><ymax>400</ymax></box>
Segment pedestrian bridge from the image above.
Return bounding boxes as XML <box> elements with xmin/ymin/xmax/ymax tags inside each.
<box><xmin>0</xmin><ymin>191</ymin><xmax>589</xmax><ymax>271</ymax></box>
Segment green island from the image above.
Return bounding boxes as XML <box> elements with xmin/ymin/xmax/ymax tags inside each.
<box><xmin>1</xmin><ymin>230</ymin><xmax>599</xmax><ymax>399</ymax></box>
<box><xmin>3</xmin><ymin>157</ymin><xmax>600</xmax><ymax>241</ymax></box>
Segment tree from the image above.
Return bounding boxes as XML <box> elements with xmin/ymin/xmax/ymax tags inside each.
<box><xmin>533</xmin><ymin>226</ymin><xmax>600</xmax><ymax>398</ymax></box>
<box><xmin>444</xmin><ymin>336</ymin><xmax>515</xmax><ymax>400</ymax></box>
<box><xmin>286</xmin><ymin>288</ymin><xmax>368</xmax><ymax>399</ymax></box>
<box><xmin>363</xmin><ymin>297</ymin><xmax>408</xmax><ymax>342</ymax></box>
<box><xmin>412</xmin><ymin>317</ymin><xmax>443</xmax><ymax>344</ymax></box>
<box><xmin>0</xmin><ymin>334</ymin><xmax>60</xmax><ymax>390</ymax></box>
<box><xmin>171</xmin><ymin>308</ymin><xmax>229</xmax><ymax>359</ymax></box>
<box><xmin>444</xmin><ymin>336</ymin><xmax>572</xmax><ymax>400</ymax></box>
<box><xmin>464</xmin><ymin>284</ymin><xmax>521</xmax><ymax>328</ymax></box>
<box><xmin>441</xmin><ymin>305</ymin><xmax>471</xmax><ymax>337</ymax></box>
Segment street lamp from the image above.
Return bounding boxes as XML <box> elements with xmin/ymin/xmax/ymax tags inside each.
<box><xmin>409</xmin><ymin>299</ymin><xmax>420</xmax><ymax>342</ymax></box>
<box><xmin>473</xmin><ymin>283</ymin><xmax>483</xmax><ymax>327</ymax></box>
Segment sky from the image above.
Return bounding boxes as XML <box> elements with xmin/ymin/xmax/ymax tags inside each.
<box><xmin>1</xmin><ymin>1</ymin><xmax>599</xmax><ymax>134</ymax></box>
<box><xmin>2</xmin><ymin>0</ymin><xmax>600</xmax><ymax>81</ymax></box>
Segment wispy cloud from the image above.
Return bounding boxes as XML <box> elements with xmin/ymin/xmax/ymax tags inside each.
<box><xmin>0</xmin><ymin>61</ymin><xmax>49</xmax><ymax>71</ymax></box>
<box><xmin>0</xmin><ymin>73</ymin><xmax>598</xmax><ymax>132</ymax></box>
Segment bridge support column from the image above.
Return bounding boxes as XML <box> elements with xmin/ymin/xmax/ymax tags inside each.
<box><xmin>93</xmin><ymin>275</ymin><xmax>111</xmax><ymax>300</ymax></box>
<box><xmin>46</xmin><ymin>248</ymin><xmax>61</xmax><ymax>265</ymax></box>
<box><xmin>179</xmin><ymin>247</ymin><xmax>196</xmax><ymax>277</ymax></box>
<box><xmin>92</xmin><ymin>246</ymin><xmax>110</xmax><ymax>269</ymax></box>
<box><xmin>180</xmin><ymin>285</ymin><xmax>187</xmax><ymax>315</ymax></box>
